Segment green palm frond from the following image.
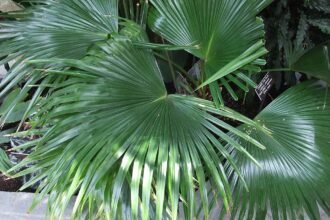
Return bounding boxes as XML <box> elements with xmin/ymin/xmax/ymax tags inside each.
<box><xmin>8</xmin><ymin>28</ymin><xmax>266</xmax><ymax>219</ymax></box>
<box><xmin>148</xmin><ymin>0</ymin><xmax>272</xmax><ymax>105</ymax></box>
<box><xmin>0</xmin><ymin>0</ymin><xmax>119</xmax><ymax>125</ymax></box>
<box><xmin>221</xmin><ymin>81</ymin><xmax>330</xmax><ymax>220</ymax></box>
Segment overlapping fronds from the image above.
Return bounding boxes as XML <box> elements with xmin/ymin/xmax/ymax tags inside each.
<box><xmin>8</xmin><ymin>31</ymin><xmax>267</xmax><ymax>219</ymax></box>
<box><xmin>148</xmin><ymin>0</ymin><xmax>272</xmax><ymax>104</ymax></box>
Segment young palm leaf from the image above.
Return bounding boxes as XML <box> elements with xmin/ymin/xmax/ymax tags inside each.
<box><xmin>221</xmin><ymin>81</ymin><xmax>330</xmax><ymax>220</ymax></box>
<box><xmin>148</xmin><ymin>0</ymin><xmax>272</xmax><ymax>105</ymax></box>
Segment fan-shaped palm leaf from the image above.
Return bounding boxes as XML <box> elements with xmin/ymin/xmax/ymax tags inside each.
<box><xmin>7</xmin><ymin>26</ymin><xmax>267</xmax><ymax>219</ymax></box>
<box><xmin>148</xmin><ymin>0</ymin><xmax>272</xmax><ymax>105</ymax></box>
<box><xmin>221</xmin><ymin>81</ymin><xmax>330</xmax><ymax>220</ymax></box>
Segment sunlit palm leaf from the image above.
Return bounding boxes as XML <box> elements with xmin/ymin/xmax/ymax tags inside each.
<box><xmin>221</xmin><ymin>81</ymin><xmax>330</xmax><ymax>220</ymax></box>
<box><xmin>8</xmin><ymin>29</ymin><xmax>266</xmax><ymax>219</ymax></box>
<box><xmin>148</xmin><ymin>0</ymin><xmax>272</xmax><ymax>104</ymax></box>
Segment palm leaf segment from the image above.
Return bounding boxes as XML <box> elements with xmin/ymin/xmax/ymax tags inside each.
<box><xmin>223</xmin><ymin>82</ymin><xmax>330</xmax><ymax>220</ymax></box>
<box><xmin>7</xmin><ymin>19</ymin><xmax>266</xmax><ymax>220</ymax></box>
<box><xmin>148</xmin><ymin>0</ymin><xmax>272</xmax><ymax>105</ymax></box>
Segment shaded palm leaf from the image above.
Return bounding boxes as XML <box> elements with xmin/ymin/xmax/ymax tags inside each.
<box><xmin>221</xmin><ymin>81</ymin><xmax>330</xmax><ymax>220</ymax></box>
<box><xmin>290</xmin><ymin>42</ymin><xmax>330</xmax><ymax>83</ymax></box>
<box><xmin>148</xmin><ymin>0</ymin><xmax>272</xmax><ymax>105</ymax></box>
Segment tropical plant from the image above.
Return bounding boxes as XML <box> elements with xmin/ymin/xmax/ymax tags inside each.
<box><xmin>0</xmin><ymin>0</ymin><xmax>329</xmax><ymax>220</ymax></box>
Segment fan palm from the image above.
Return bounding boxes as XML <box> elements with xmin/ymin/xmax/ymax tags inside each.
<box><xmin>0</xmin><ymin>0</ymin><xmax>329</xmax><ymax>220</ymax></box>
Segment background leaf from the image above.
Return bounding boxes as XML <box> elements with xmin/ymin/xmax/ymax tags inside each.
<box><xmin>290</xmin><ymin>42</ymin><xmax>330</xmax><ymax>83</ymax></box>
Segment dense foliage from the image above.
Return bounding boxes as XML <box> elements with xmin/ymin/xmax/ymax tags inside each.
<box><xmin>0</xmin><ymin>0</ymin><xmax>329</xmax><ymax>219</ymax></box>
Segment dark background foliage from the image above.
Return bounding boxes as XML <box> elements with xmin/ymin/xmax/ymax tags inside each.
<box><xmin>262</xmin><ymin>0</ymin><xmax>330</xmax><ymax>89</ymax></box>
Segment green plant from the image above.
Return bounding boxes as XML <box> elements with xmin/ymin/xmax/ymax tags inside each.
<box><xmin>0</xmin><ymin>0</ymin><xmax>329</xmax><ymax>219</ymax></box>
